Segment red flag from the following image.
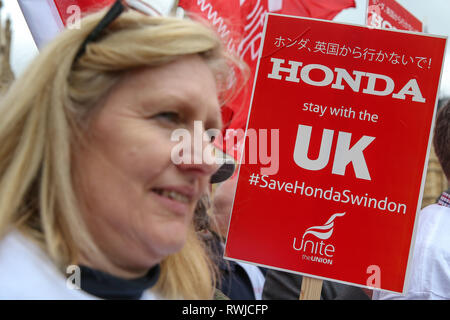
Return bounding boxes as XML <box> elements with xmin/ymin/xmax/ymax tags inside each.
<box><xmin>18</xmin><ymin>0</ymin><xmax>115</xmax><ymax>48</ymax></box>
<box><xmin>366</xmin><ymin>0</ymin><xmax>422</xmax><ymax>32</ymax></box>
<box><xmin>275</xmin><ymin>0</ymin><xmax>356</xmax><ymax>20</ymax></box>
<box><xmin>52</xmin><ymin>0</ymin><xmax>115</xmax><ymax>24</ymax></box>
<box><xmin>19</xmin><ymin>1</ymin><xmax>177</xmax><ymax>49</ymax></box>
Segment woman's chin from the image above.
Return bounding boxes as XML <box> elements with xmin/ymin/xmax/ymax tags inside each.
<box><xmin>141</xmin><ymin>226</ymin><xmax>190</xmax><ymax>260</ymax></box>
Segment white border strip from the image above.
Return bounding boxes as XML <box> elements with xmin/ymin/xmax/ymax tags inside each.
<box><xmin>18</xmin><ymin>0</ymin><xmax>64</xmax><ymax>49</ymax></box>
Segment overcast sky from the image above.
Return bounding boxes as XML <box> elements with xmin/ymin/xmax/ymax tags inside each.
<box><xmin>3</xmin><ymin>0</ymin><xmax>450</xmax><ymax>97</ymax></box>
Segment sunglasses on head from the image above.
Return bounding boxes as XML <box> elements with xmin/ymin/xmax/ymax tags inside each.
<box><xmin>74</xmin><ymin>0</ymin><xmax>165</xmax><ymax>61</ymax></box>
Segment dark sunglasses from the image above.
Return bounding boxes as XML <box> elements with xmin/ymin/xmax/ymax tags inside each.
<box><xmin>74</xmin><ymin>0</ymin><xmax>163</xmax><ymax>62</ymax></box>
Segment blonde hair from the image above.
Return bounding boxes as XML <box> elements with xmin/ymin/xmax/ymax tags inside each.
<box><xmin>0</xmin><ymin>10</ymin><xmax>245</xmax><ymax>299</ymax></box>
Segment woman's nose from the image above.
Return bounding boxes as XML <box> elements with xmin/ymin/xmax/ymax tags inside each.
<box><xmin>175</xmin><ymin>123</ymin><xmax>220</xmax><ymax>177</ymax></box>
<box><xmin>176</xmin><ymin>153</ymin><xmax>219</xmax><ymax>178</ymax></box>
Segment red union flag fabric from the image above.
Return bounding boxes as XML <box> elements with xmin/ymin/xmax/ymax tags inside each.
<box><xmin>178</xmin><ymin>0</ymin><xmax>356</xmax><ymax>132</ymax></box>
<box><xmin>52</xmin><ymin>0</ymin><xmax>115</xmax><ymax>23</ymax></box>
<box><xmin>367</xmin><ymin>0</ymin><xmax>422</xmax><ymax>32</ymax></box>
<box><xmin>224</xmin><ymin>14</ymin><xmax>446</xmax><ymax>293</ymax></box>
<box><xmin>18</xmin><ymin>0</ymin><xmax>114</xmax><ymax>49</ymax></box>
<box><xmin>278</xmin><ymin>0</ymin><xmax>358</xmax><ymax>21</ymax></box>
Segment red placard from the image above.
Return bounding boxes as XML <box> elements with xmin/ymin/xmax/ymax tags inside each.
<box><xmin>224</xmin><ymin>13</ymin><xmax>446</xmax><ymax>293</ymax></box>
<box><xmin>367</xmin><ymin>0</ymin><xmax>422</xmax><ymax>32</ymax></box>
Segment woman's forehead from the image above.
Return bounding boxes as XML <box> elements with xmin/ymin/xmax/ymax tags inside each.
<box><xmin>102</xmin><ymin>56</ymin><xmax>222</xmax><ymax>126</ymax></box>
<box><xmin>121</xmin><ymin>56</ymin><xmax>216</xmax><ymax>92</ymax></box>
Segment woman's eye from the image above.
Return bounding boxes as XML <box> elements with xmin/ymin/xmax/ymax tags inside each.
<box><xmin>154</xmin><ymin>111</ymin><xmax>181</xmax><ymax>123</ymax></box>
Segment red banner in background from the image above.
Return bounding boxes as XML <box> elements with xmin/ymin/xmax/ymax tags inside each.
<box><xmin>278</xmin><ymin>0</ymin><xmax>357</xmax><ymax>20</ymax></box>
<box><xmin>367</xmin><ymin>0</ymin><xmax>422</xmax><ymax>32</ymax></box>
<box><xmin>179</xmin><ymin>0</ymin><xmax>356</xmax><ymax>134</ymax></box>
<box><xmin>18</xmin><ymin>0</ymin><xmax>116</xmax><ymax>48</ymax></box>
<box><xmin>53</xmin><ymin>0</ymin><xmax>115</xmax><ymax>25</ymax></box>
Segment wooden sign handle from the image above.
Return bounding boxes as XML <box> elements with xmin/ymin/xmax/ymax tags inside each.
<box><xmin>299</xmin><ymin>277</ymin><xmax>323</xmax><ymax>300</ymax></box>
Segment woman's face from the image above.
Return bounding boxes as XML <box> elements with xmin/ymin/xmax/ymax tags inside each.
<box><xmin>73</xmin><ymin>55</ymin><xmax>221</xmax><ymax>276</ymax></box>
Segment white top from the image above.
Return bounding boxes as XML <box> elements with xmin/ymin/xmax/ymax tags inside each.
<box><xmin>0</xmin><ymin>230</ymin><xmax>160</xmax><ymax>300</ymax></box>
<box><xmin>373</xmin><ymin>204</ymin><xmax>450</xmax><ymax>300</ymax></box>
<box><xmin>235</xmin><ymin>260</ymin><xmax>266</xmax><ymax>300</ymax></box>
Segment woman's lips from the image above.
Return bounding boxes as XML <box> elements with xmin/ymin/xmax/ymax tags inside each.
<box><xmin>154</xmin><ymin>189</ymin><xmax>191</xmax><ymax>203</ymax></box>
<box><xmin>151</xmin><ymin>187</ymin><xmax>196</xmax><ymax>216</ymax></box>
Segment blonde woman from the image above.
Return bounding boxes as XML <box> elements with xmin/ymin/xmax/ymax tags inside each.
<box><xmin>0</xmin><ymin>1</ymin><xmax>244</xmax><ymax>299</ymax></box>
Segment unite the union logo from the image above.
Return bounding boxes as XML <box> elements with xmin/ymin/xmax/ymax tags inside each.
<box><xmin>292</xmin><ymin>212</ymin><xmax>346</xmax><ymax>265</ymax></box>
